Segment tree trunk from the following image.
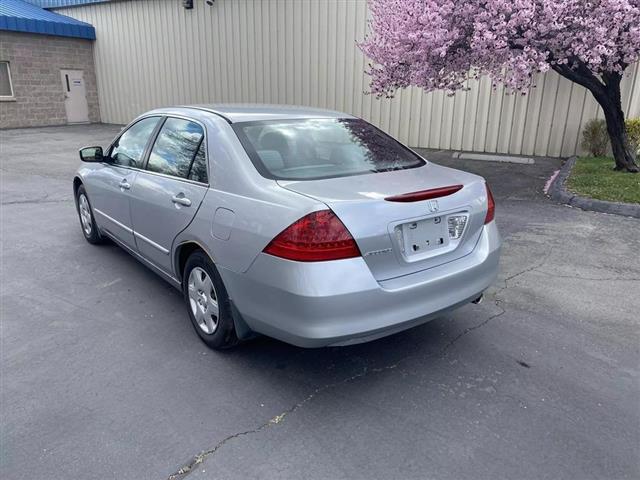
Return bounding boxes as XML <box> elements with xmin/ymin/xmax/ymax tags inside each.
<box><xmin>552</xmin><ymin>64</ymin><xmax>638</xmax><ymax>173</ymax></box>
<box><xmin>592</xmin><ymin>75</ymin><xmax>639</xmax><ymax>173</ymax></box>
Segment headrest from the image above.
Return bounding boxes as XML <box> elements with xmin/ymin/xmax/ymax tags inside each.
<box><xmin>256</xmin><ymin>150</ymin><xmax>285</xmax><ymax>171</ymax></box>
<box><xmin>260</xmin><ymin>131</ymin><xmax>289</xmax><ymax>151</ymax></box>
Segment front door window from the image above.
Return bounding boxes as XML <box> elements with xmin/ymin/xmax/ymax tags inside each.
<box><xmin>110</xmin><ymin>117</ymin><xmax>160</xmax><ymax>168</ymax></box>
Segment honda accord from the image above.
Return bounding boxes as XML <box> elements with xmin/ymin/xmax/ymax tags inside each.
<box><xmin>73</xmin><ymin>105</ymin><xmax>501</xmax><ymax>349</ymax></box>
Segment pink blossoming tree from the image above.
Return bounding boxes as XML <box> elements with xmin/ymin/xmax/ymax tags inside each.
<box><xmin>359</xmin><ymin>0</ymin><xmax>640</xmax><ymax>172</ymax></box>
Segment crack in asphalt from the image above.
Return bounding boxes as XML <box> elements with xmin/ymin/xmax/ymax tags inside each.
<box><xmin>167</xmin><ymin>249</ymin><xmax>555</xmax><ymax>479</ymax></box>
<box><xmin>531</xmin><ymin>269</ymin><xmax>640</xmax><ymax>282</ymax></box>
<box><xmin>440</xmin><ymin>302</ymin><xmax>507</xmax><ymax>356</ymax></box>
<box><xmin>167</xmin><ymin>363</ymin><xmax>400</xmax><ymax>479</ymax></box>
<box><xmin>441</xmin><ymin>246</ymin><xmax>554</xmax><ymax>356</ymax></box>
<box><xmin>1</xmin><ymin>197</ymin><xmax>71</xmax><ymax>206</ymax></box>
<box><xmin>0</xmin><ymin>164</ymin><xmax>72</xmax><ymax>181</ymax></box>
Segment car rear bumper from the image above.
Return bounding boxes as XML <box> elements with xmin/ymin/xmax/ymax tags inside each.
<box><xmin>220</xmin><ymin>221</ymin><xmax>502</xmax><ymax>348</ymax></box>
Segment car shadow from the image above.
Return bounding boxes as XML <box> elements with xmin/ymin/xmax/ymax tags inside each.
<box><xmin>211</xmin><ymin>311</ymin><xmax>463</xmax><ymax>401</ymax></box>
<box><xmin>92</xmin><ymin>233</ymin><xmax>488</xmax><ymax>403</ymax></box>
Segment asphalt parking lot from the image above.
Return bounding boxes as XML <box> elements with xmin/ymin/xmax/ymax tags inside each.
<box><xmin>2</xmin><ymin>124</ymin><xmax>639</xmax><ymax>480</ymax></box>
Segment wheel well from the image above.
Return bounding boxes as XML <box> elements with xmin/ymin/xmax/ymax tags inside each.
<box><xmin>176</xmin><ymin>242</ymin><xmax>204</xmax><ymax>281</ymax></box>
<box><xmin>73</xmin><ymin>177</ymin><xmax>83</xmax><ymax>197</ymax></box>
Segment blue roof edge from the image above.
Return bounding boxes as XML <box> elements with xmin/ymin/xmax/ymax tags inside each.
<box><xmin>0</xmin><ymin>15</ymin><xmax>95</xmax><ymax>39</ymax></box>
<box><xmin>0</xmin><ymin>0</ymin><xmax>96</xmax><ymax>40</ymax></box>
<box><xmin>23</xmin><ymin>1</ymin><xmax>111</xmax><ymax>9</ymax></box>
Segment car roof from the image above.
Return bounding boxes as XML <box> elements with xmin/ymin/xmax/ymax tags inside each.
<box><xmin>178</xmin><ymin>103</ymin><xmax>356</xmax><ymax>124</ymax></box>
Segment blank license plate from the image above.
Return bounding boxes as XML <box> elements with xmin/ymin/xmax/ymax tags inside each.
<box><xmin>399</xmin><ymin>216</ymin><xmax>449</xmax><ymax>256</ymax></box>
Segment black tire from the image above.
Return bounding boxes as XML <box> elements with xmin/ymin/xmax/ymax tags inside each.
<box><xmin>75</xmin><ymin>184</ymin><xmax>104</xmax><ymax>244</ymax></box>
<box><xmin>183</xmin><ymin>250</ymin><xmax>239</xmax><ymax>349</ymax></box>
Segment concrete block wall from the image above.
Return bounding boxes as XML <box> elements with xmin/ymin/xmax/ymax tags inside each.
<box><xmin>0</xmin><ymin>31</ymin><xmax>100</xmax><ymax>129</ymax></box>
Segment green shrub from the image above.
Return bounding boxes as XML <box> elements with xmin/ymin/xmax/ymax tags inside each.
<box><xmin>626</xmin><ymin>118</ymin><xmax>640</xmax><ymax>155</ymax></box>
<box><xmin>581</xmin><ymin>118</ymin><xmax>640</xmax><ymax>157</ymax></box>
<box><xmin>581</xmin><ymin>119</ymin><xmax>609</xmax><ymax>156</ymax></box>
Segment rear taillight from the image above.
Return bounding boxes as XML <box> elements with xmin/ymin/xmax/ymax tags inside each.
<box><xmin>484</xmin><ymin>183</ymin><xmax>495</xmax><ymax>224</ymax></box>
<box><xmin>263</xmin><ymin>210</ymin><xmax>361</xmax><ymax>262</ymax></box>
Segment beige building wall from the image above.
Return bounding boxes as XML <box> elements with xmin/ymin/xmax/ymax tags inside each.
<box><xmin>60</xmin><ymin>0</ymin><xmax>640</xmax><ymax>157</ymax></box>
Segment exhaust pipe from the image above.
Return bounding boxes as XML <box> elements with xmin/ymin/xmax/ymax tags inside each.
<box><xmin>471</xmin><ymin>294</ymin><xmax>484</xmax><ymax>304</ymax></box>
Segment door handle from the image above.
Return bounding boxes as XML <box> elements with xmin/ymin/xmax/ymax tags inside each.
<box><xmin>172</xmin><ymin>194</ymin><xmax>192</xmax><ymax>207</ymax></box>
<box><xmin>119</xmin><ymin>179</ymin><xmax>131</xmax><ymax>190</ymax></box>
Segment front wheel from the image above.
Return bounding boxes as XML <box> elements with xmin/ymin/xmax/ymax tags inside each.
<box><xmin>183</xmin><ymin>251</ymin><xmax>238</xmax><ymax>349</ymax></box>
<box><xmin>76</xmin><ymin>185</ymin><xmax>103</xmax><ymax>244</ymax></box>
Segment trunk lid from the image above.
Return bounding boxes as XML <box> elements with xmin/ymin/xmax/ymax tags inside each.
<box><xmin>278</xmin><ymin>163</ymin><xmax>489</xmax><ymax>281</ymax></box>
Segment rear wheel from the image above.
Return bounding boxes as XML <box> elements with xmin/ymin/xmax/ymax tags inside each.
<box><xmin>76</xmin><ymin>185</ymin><xmax>103</xmax><ymax>244</ymax></box>
<box><xmin>183</xmin><ymin>251</ymin><xmax>238</xmax><ymax>349</ymax></box>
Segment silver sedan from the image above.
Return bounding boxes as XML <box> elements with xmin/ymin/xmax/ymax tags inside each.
<box><xmin>74</xmin><ymin>105</ymin><xmax>501</xmax><ymax>349</ymax></box>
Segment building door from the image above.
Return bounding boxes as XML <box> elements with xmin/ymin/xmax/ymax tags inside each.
<box><xmin>60</xmin><ymin>69</ymin><xmax>89</xmax><ymax>123</ymax></box>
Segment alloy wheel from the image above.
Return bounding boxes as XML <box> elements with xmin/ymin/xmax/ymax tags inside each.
<box><xmin>187</xmin><ymin>267</ymin><xmax>219</xmax><ymax>334</ymax></box>
<box><xmin>78</xmin><ymin>194</ymin><xmax>92</xmax><ymax>236</ymax></box>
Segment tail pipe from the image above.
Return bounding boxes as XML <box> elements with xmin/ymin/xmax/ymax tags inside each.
<box><xmin>471</xmin><ymin>294</ymin><xmax>484</xmax><ymax>304</ymax></box>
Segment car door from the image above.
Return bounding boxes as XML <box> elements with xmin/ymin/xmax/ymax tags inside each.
<box><xmin>129</xmin><ymin>116</ymin><xmax>209</xmax><ymax>274</ymax></box>
<box><xmin>89</xmin><ymin>116</ymin><xmax>161</xmax><ymax>249</ymax></box>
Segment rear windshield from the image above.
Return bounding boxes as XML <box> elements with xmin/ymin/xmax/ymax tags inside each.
<box><xmin>232</xmin><ymin>118</ymin><xmax>425</xmax><ymax>180</ymax></box>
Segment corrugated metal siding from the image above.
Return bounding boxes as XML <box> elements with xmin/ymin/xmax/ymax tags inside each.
<box><xmin>62</xmin><ymin>0</ymin><xmax>640</xmax><ymax>157</ymax></box>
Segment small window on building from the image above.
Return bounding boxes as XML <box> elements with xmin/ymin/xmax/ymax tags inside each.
<box><xmin>0</xmin><ymin>62</ymin><xmax>15</xmax><ymax>99</ymax></box>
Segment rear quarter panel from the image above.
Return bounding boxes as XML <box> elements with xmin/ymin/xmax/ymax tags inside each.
<box><xmin>172</xmin><ymin>116</ymin><xmax>324</xmax><ymax>275</ymax></box>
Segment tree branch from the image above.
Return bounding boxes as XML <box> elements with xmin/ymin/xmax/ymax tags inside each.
<box><xmin>550</xmin><ymin>62</ymin><xmax>605</xmax><ymax>98</ymax></box>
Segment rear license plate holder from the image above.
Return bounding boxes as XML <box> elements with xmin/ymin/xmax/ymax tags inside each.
<box><xmin>398</xmin><ymin>216</ymin><xmax>449</xmax><ymax>257</ymax></box>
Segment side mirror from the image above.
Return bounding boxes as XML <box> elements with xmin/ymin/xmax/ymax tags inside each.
<box><xmin>79</xmin><ymin>146</ymin><xmax>104</xmax><ymax>163</ymax></box>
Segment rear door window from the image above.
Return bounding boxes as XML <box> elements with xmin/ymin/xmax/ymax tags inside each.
<box><xmin>110</xmin><ymin>117</ymin><xmax>160</xmax><ymax>168</ymax></box>
<box><xmin>146</xmin><ymin>117</ymin><xmax>205</xmax><ymax>180</ymax></box>
<box><xmin>188</xmin><ymin>142</ymin><xmax>208</xmax><ymax>184</ymax></box>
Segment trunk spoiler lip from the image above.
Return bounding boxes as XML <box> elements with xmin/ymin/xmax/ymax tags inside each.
<box><xmin>384</xmin><ymin>184</ymin><xmax>464</xmax><ymax>202</ymax></box>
